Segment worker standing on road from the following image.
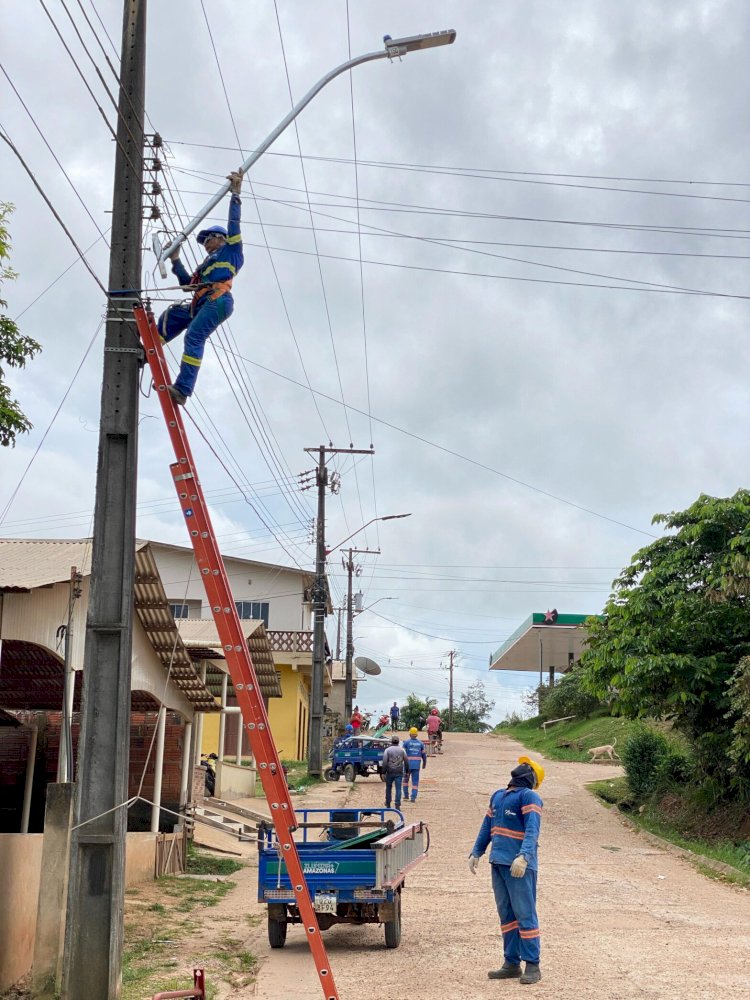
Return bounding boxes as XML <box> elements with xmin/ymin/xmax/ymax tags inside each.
<box><xmin>158</xmin><ymin>170</ymin><xmax>244</xmax><ymax>405</ymax></box>
<box><xmin>426</xmin><ymin>707</ymin><xmax>442</xmax><ymax>752</ymax></box>
<box><xmin>381</xmin><ymin>735</ymin><xmax>408</xmax><ymax>810</ymax></box>
<box><xmin>402</xmin><ymin>727</ymin><xmax>427</xmax><ymax>803</ymax></box>
<box><xmin>468</xmin><ymin>756</ymin><xmax>545</xmax><ymax>986</ymax></box>
<box><xmin>390</xmin><ymin>701</ymin><xmax>400</xmax><ymax>732</ymax></box>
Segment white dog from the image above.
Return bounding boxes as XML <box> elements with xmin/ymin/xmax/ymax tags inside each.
<box><xmin>587</xmin><ymin>737</ymin><xmax>620</xmax><ymax>762</ymax></box>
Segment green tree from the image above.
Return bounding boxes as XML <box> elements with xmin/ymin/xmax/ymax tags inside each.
<box><xmin>0</xmin><ymin>204</ymin><xmax>41</xmax><ymax>447</ymax></box>
<box><xmin>400</xmin><ymin>693</ymin><xmax>437</xmax><ymax>731</ymax></box>
<box><xmin>541</xmin><ymin>668</ymin><xmax>601</xmax><ymax>721</ymax></box>
<box><xmin>581</xmin><ymin>491</ymin><xmax>750</xmax><ymax>781</ymax></box>
<box><xmin>450</xmin><ymin>679</ymin><xmax>495</xmax><ymax>732</ymax></box>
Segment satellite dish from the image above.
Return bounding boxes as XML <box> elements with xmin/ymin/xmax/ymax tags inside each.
<box><xmin>355</xmin><ymin>656</ymin><xmax>381</xmax><ymax>676</ymax></box>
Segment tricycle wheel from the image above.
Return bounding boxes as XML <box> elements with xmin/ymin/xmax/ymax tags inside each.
<box><xmin>384</xmin><ymin>891</ymin><xmax>401</xmax><ymax>949</ymax></box>
<box><xmin>343</xmin><ymin>763</ymin><xmax>357</xmax><ymax>783</ymax></box>
<box><xmin>378</xmin><ymin>769</ymin><xmax>386</xmax><ymax>782</ymax></box>
<box><xmin>268</xmin><ymin>915</ymin><xmax>287</xmax><ymax>948</ymax></box>
<box><xmin>324</xmin><ymin>767</ymin><xmax>340</xmax><ymax>782</ymax></box>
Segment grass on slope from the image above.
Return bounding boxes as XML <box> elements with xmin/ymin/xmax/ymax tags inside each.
<box><xmin>588</xmin><ymin>777</ymin><xmax>750</xmax><ymax>884</ymax></box>
<box><xmin>495</xmin><ymin>710</ymin><xmax>641</xmax><ymax>762</ymax></box>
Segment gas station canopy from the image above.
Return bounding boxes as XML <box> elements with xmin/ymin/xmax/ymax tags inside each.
<box><xmin>490</xmin><ymin>611</ymin><xmax>602</xmax><ymax>674</ymax></box>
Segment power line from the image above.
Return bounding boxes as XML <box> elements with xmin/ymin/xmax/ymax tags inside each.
<box><xmin>164</xmin><ymin>143</ymin><xmax>750</xmax><ymax>192</ymax></box>
<box><xmin>0</xmin><ymin>128</ymin><xmax>106</xmax><ymax>294</ymax></box>
<box><xmin>213</xmin><ymin>339</ymin><xmax>657</xmax><ymax>538</ymax></box>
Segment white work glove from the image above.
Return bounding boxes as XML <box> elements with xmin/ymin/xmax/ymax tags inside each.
<box><xmin>228</xmin><ymin>169</ymin><xmax>243</xmax><ymax>195</ymax></box>
<box><xmin>510</xmin><ymin>854</ymin><xmax>528</xmax><ymax>878</ymax></box>
<box><xmin>468</xmin><ymin>855</ymin><xmax>480</xmax><ymax>875</ymax></box>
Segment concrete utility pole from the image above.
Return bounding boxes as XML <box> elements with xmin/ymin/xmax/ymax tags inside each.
<box><xmin>344</xmin><ymin>547</ymin><xmax>378</xmax><ymax>721</ymax></box>
<box><xmin>64</xmin><ymin>2</ymin><xmax>146</xmax><ymax>996</ymax></box>
<box><xmin>304</xmin><ymin>445</ymin><xmax>373</xmax><ymax>775</ymax></box>
<box><xmin>448</xmin><ymin>649</ymin><xmax>456</xmax><ymax>729</ymax></box>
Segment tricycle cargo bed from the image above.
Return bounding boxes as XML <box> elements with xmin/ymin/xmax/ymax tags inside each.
<box><xmin>258</xmin><ymin>808</ymin><xmax>429</xmax><ymax>949</ymax></box>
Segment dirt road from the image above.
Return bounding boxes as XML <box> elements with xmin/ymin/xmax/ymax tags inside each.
<box><xmin>250</xmin><ymin>732</ymin><xmax>750</xmax><ymax>1000</ymax></box>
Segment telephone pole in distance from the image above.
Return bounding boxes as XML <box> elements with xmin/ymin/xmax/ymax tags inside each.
<box><xmin>304</xmin><ymin>445</ymin><xmax>373</xmax><ymax>774</ymax></box>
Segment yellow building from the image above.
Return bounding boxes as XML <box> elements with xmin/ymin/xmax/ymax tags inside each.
<box><xmin>178</xmin><ymin>620</ymin><xmax>329</xmax><ymax>764</ymax></box>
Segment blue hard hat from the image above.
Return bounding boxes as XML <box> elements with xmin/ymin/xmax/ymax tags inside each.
<box><xmin>197</xmin><ymin>225</ymin><xmax>228</xmax><ymax>245</ymax></box>
<box><xmin>345</xmin><ymin>723</ymin><xmax>354</xmax><ymax>733</ymax></box>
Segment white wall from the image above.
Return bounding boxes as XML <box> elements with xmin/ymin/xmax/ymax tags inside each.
<box><xmin>151</xmin><ymin>544</ymin><xmax>312</xmax><ymax>631</ymax></box>
<box><xmin>2</xmin><ymin>578</ymin><xmax>194</xmax><ymax>720</ymax></box>
<box><xmin>1</xmin><ymin>578</ymin><xmax>89</xmax><ymax>669</ymax></box>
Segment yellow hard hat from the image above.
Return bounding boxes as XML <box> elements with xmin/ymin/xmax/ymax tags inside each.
<box><xmin>409</xmin><ymin>726</ymin><xmax>418</xmax><ymax>736</ymax></box>
<box><xmin>518</xmin><ymin>755</ymin><xmax>545</xmax><ymax>788</ymax></box>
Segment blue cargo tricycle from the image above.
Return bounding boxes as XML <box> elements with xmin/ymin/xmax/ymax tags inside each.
<box><xmin>323</xmin><ymin>735</ymin><xmax>390</xmax><ymax>783</ymax></box>
<box><xmin>258</xmin><ymin>807</ymin><xmax>429</xmax><ymax>949</ymax></box>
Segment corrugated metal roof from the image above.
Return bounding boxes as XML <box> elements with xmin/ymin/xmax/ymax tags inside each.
<box><xmin>0</xmin><ymin>538</ymin><xmax>98</xmax><ymax>590</ymax></box>
<box><xmin>133</xmin><ymin>546</ymin><xmax>219</xmax><ymax>712</ymax></box>
<box><xmin>0</xmin><ymin>539</ymin><xmax>218</xmax><ymax>712</ymax></box>
<box><xmin>177</xmin><ymin>618</ymin><xmax>282</xmax><ymax>699</ymax></box>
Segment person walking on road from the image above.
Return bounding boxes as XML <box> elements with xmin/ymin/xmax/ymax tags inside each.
<box><xmin>426</xmin><ymin>707</ymin><xmax>443</xmax><ymax>752</ymax></box>
<box><xmin>468</xmin><ymin>756</ymin><xmax>545</xmax><ymax>985</ymax></box>
<box><xmin>390</xmin><ymin>701</ymin><xmax>400</xmax><ymax>732</ymax></box>
<box><xmin>402</xmin><ymin>727</ymin><xmax>427</xmax><ymax>802</ymax></box>
<box><xmin>381</xmin><ymin>735</ymin><xmax>408</xmax><ymax>810</ymax></box>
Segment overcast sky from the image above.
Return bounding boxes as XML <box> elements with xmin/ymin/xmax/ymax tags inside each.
<box><xmin>2</xmin><ymin>1</ymin><xmax>749</xmax><ymax>724</ymax></box>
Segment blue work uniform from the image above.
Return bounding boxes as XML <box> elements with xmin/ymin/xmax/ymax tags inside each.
<box><xmin>471</xmin><ymin>786</ymin><xmax>543</xmax><ymax>966</ymax></box>
<box><xmin>158</xmin><ymin>194</ymin><xmax>244</xmax><ymax>397</ymax></box>
<box><xmin>401</xmin><ymin>737</ymin><xmax>427</xmax><ymax>801</ymax></box>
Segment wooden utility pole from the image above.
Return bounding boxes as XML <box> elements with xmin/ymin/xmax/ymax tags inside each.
<box><xmin>64</xmin><ymin>2</ymin><xmax>146</xmax><ymax>996</ymax></box>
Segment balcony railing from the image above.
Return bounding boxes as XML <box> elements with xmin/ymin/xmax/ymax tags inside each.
<box><xmin>266</xmin><ymin>630</ymin><xmax>313</xmax><ymax>654</ymax></box>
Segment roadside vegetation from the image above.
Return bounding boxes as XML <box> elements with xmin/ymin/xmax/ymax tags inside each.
<box><xmin>123</xmin><ymin>849</ymin><xmax>256</xmax><ymax>1000</ymax></box>
<box><xmin>252</xmin><ymin>758</ymin><xmax>323</xmax><ymax>795</ymax></box>
<box><xmin>495</xmin><ymin>491</ymin><xmax>750</xmax><ymax>885</ymax></box>
<box><xmin>400</xmin><ymin>680</ymin><xmax>495</xmax><ymax>733</ymax></box>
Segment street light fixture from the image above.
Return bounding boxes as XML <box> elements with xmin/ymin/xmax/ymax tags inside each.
<box><xmin>325</xmin><ymin>513</ymin><xmax>412</xmax><ymax>556</ymax></box>
<box><xmin>154</xmin><ymin>31</ymin><xmax>456</xmax><ymax>270</ymax></box>
<box><xmin>383</xmin><ymin>30</ymin><xmax>457</xmax><ymax>53</ymax></box>
<box><xmin>354</xmin><ymin>596</ymin><xmax>397</xmax><ymax>616</ymax></box>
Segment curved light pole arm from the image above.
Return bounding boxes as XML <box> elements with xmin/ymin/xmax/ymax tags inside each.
<box><xmin>157</xmin><ymin>48</ymin><xmax>388</xmax><ymax>266</ymax></box>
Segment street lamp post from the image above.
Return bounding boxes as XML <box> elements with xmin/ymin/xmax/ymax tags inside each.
<box><xmin>330</xmin><ymin>515</ymin><xmax>411</xmax><ymax>722</ymax></box>
<box><xmin>153</xmin><ymin>30</ymin><xmax>456</xmax><ymax>270</ymax></box>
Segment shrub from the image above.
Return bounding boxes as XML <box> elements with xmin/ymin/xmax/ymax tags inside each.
<box><xmin>542</xmin><ymin>669</ymin><xmax>601</xmax><ymax>721</ymax></box>
<box><xmin>656</xmin><ymin>747</ymin><xmax>696</xmax><ymax>788</ymax></box>
<box><xmin>621</xmin><ymin>727</ymin><xmax>669</xmax><ymax>798</ymax></box>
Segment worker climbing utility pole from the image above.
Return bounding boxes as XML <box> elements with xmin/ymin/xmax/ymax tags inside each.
<box><xmin>305</xmin><ymin>445</ymin><xmax>373</xmax><ymax>775</ymax></box>
<box><xmin>64</xmin><ymin>2</ymin><xmax>146</xmax><ymax>997</ymax></box>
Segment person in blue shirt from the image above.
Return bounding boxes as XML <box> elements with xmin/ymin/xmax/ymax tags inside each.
<box><xmin>158</xmin><ymin>170</ymin><xmax>245</xmax><ymax>405</ymax></box>
<box><xmin>333</xmin><ymin>723</ymin><xmax>354</xmax><ymax>749</ymax></box>
<box><xmin>389</xmin><ymin>701</ymin><xmax>400</xmax><ymax>732</ymax></box>
<box><xmin>468</xmin><ymin>756</ymin><xmax>545</xmax><ymax>985</ymax></box>
<box><xmin>402</xmin><ymin>727</ymin><xmax>427</xmax><ymax>802</ymax></box>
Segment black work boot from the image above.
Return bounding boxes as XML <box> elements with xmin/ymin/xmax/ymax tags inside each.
<box><xmin>520</xmin><ymin>962</ymin><xmax>541</xmax><ymax>985</ymax></box>
<box><xmin>488</xmin><ymin>963</ymin><xmax>522</xmax><ymax>980</ymax></box>
<box><xmin>167</xmin><ymin>384</ymin><xmax>187</xmax><ymax>406</ymax></box>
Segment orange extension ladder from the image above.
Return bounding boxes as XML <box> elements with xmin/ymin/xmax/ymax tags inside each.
<box><xmin>134</xmin><ymin>304</ymin><xmax>339</xmax><ymax>1000</ymax></box>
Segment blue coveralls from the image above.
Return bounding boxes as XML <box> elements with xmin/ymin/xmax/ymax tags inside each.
<box><xmin>471</xmin><ymin>786</ymin><xmax>543</xmax><ymax>966</ymax></box>
<box><xmin>158</xmin><ymin>194</ymin><xmax>244</xmax><ymax>397</ymax></box>
<box><xmin>402</xmin><ymin>737</ymin><xmax>427</xmax><ymax>801</ymax></box>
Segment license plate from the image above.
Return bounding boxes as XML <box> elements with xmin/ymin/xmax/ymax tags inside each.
<box><xmin>314</xmin><ymin>892</ymin><xmax>337</xmax><ymax>915</ymax></box>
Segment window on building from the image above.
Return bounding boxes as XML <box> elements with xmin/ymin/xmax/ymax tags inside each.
<box><xmin>169</xmin><ymin>603</ymin><xmax>190</xmax><ymax>619</ymax></box>
<box><xmin>234</xmin><ymin>601</ymin><xmax>270</xmax><ymax>627</ymax></box>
